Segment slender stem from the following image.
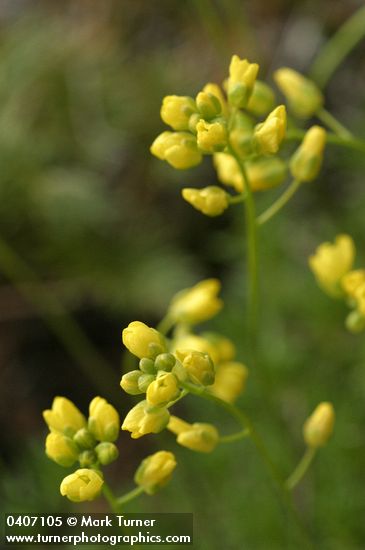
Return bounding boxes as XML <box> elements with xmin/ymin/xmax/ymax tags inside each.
<box><xmin>103</xmin><ymin>483</ymin><xmax>120</xmax><ymax>513</ymax></box>
<box><xmin>219</xmin><ymin>428</ymin><xmax>250</xmax><ymax>443</ymax></box>
<box><xmin>286</xmin><ymin>447</ymin><xmax>317</xmax><ymax>491</ymax></box>
<box><xmin>167</xmin><ymin>389</ymin><xmax>188</xmax><ymax>408</ymax></box>
<box><xmin>116</xmin><ymin>486</ymin><xmax>144</xmax><ymax>508</ymax></box>
<box><xmin>257</xmin><ymin>179</ymin><xmax>301</xmax><ymax>226</ymax></box>
<box><xmin>156</xmin><ymin>314</ymin><xmax>175</xmax><ymax>336</ymax></box>
<box><xmin>317</xmin><ymin>107</ymin><xmax>352</xmax><ymax>139</ymax></box>
<box><xmin>0</xmin><ymin>235</ymin><xmax>119</xmax><ymax>400</ymax></box>
<box><xmin>229</xmin><ymin>193</ymin><xmax>247</xmax><ymax>204</ymax></box>
<box><xmin>227</xmin><ymin>143</ymin><xmax>259</xmax><ymax>357</ymax></box>
<box><xmin>310</xmin><ymin>4</ymin><xmax>365</xmax><ymax>88</ymax></box>
<box><xmin>286</xmin><ymin>128</ymin><xmax>365</xmax><ymax>153</ymax></box>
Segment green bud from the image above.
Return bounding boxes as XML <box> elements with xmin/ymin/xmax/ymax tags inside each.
<box><xmin>120</xmin><ymin>370</ymin><xmax>144</xmax><ymax>395</ymax></box>
<box><xmin>95</xmin><ymin>442</ymin><xmax>119</xmax><ymax>465</ymax></box>
<box><xmin>73</xmin><ymin>428</ymin><xmax>96</xmax><ymax>450</ymax></box>
<box><xmin>196</xmin><ymin>91</ymin><xmax>222</xmax><ymax>119</ymax></box>
<box><xmin>154</xmin><ymin>353</ymin><xmax>176</xmax><ymax>372</ymax></box>
<box><xmin>79</xmin><ymin>450</ymin><xmax>98</xmax><ymax>468</ymax></box>
<box><xmin>247</xmin><ymin>80</ymin><xmax>275</xmax><ymax>116</ymax></box>
<box><xmin>345</xmin><ymin>310</ymin><xmax>365</xmax><ymax>333</ymax></box>
<box><xmin>138</xmin><ymin>373</ymin><xmax>156</xmax><ymax>392</ymax></box>
<box><xmin>139</xmin><ymin>358</ymin><xmax>156</xmax><ymax>374</ymax></box>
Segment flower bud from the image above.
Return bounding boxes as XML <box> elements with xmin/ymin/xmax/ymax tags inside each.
<box><xmin>88</xmin><ymin>397</ymin><xmax>120</xmax><ymax>442</ymax></box>
<box><xmin>120</xmin><ymin>370</ymin><xmax>144</xmax><ymax>395</ymax></box>
<box><xmin>60</xmin><ymin>469</ymin><xmax>103</xmax><ymax>502</ymax></box>
<box><xmin>172</xmin><ymin>333</ymin><xmax>220</xmax><ymax>365</ymax></box>
<box><xmin>247</xmin><ymin>80</ymin><xmax>275</xmax><ymax>116</ymax></box>
<box><xmin>168</xmin><ymin>416</ymin><xmax>219</xmax><ymax>453</ymax></box>
<box><xmin>341</xmin><ymin>270</ymin><xmax>365</xmax><ymax>299</ymax></box>
<box><xmin>122</xmin><ymin>321</ymin><xmax>166</xmax><ymax>360</ymax></box>
<box><xmin>254</xmin><ymin>105</ymin><xmax>286</xmax><ymax>154</ymax></box>
<box><xmin>137</xmin><ymin>373</ymin><xmax>155</xmax><ymax>392</ymax></box>
<box><xmin>95</xmin><ymin>442</ymin><xmax>119</xmax><ymax>465</ymax></box>
<box><xmin>345</xmin><ymin>310</ymin><xmax>365</xmax><ymax>333</ymax></box>
<box><xmin>196</xmin><ymin>91</ymin><xmax>222</xmax><ymax>119</ymax></box>
<box><xmin>227</xmin><ymin>55</ymin><xmax>259</xmax><ymax>108</ymax></box>
<box><xmin>134</xmin><ymin>450</ymin><xmax>177</xmax><ymax>495</ymax></box>
<box><xmin>150</xmin><ymin>131</ymin><xmax>202</xmax><ymax>170</ymax></box>
<box><xmin>122</xmin><ymin>400</ymin><xmax>170</xmax><ymax>439</ymax></box>
<box><xmin>154</xmin><ymin>353</ymin><xmax>176</xmax><ymax>372</ymax></box>
<box><xmin>78</xmin><ymin>450</ymin><xmax>98</xmax><ymax>468</ymax></box>
<box><xmin>303</xmin><ymin>402</ymin><xmax>335</xmax><ymax>448</ymax></box>
<box><xmin>229</xmin><ymin>128</ymin><xmax>254</xmax><ymax>157</ymax></box>
<box><xmin>274</xmin><ymin>67</ymin><xmax>323</xmax><ymax>118</ymax></box>
<box><xmin>201</xmin><ymin>332</ymin><xmax>236</xmax><ymax>362</ymax></box>
<box><xmin>209</xmin><ymin>361</ymin><xmax>249</xmax><ymax>403</ymax></box>
<box><xmin>43</xmin><ymin>397</ymin><xmax>86</xmax><ymax>437</ymax></box>
<box><xmin>146</xmin><ymin>372</ymin><xmax>180</xmax><ymax>406</ymax></box>
<box><xmin>45</xmin><ymin>433</ymin><xmax>79</xmax><ymax>467</ymax></box>
<box><xmin>214</xmin><ymin>153</ymin><xmax>244</xmax><ymax>193</ymax></box>
<box><xmin>73</xmin><ymin>428</ymin><xmax>96</xmax><ymax>450</ymax></box>
<box><xmin>290</xmin><ymin>126</ymin><xmax>326</xmax><ymax>182</ymax></box>
<box><xmin>196</xmin><ymin>119</ymin><xmax>227</xmax><ymax>152</ymax></box>
<box><xmin>168</xmin><ymin>278</ymin><xmax>223</xmax><ymax>325</ymax></box>
<box><xmin>202</xmin><ymin>83</ymin><xmax>228</xmax><ymax>116</ymax></box>
<box><xmin>139</xmin><ymin>358</ymin><xmax>157</xmax><ymax>374</ymax></box>
<box><xmin>309</xmin><ymin>234</ymin><xmax>354</xmax><ymax>297</ymax></box>
<box><xmin>176</xmin><ymin>349</ymin><xmax>215</xmax><ymax>386</ymax></box>
<box><xmin>182</xmin><ymin>186</ymin><xmax>229</xmax><ymax>217</ymax></box>
<box><xmin>171</xmin><ymin>360</ymin><xmax>189</xmax><ymax>383</ymax></box>
<box><xmin>160</xmin><ymin>95</ymin><xmax>197</xmax><ymax>131</ymax></box>
<box><xmin>245</xmin><ymin>157</ymin><xmax>287</xmax><ymax>192</ymax></box>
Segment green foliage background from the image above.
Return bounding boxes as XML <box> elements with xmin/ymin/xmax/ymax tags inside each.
<box><xmin>1</xmin><ymin>1</ymin><xmax>365</xmax><ymax>548</ymax></box>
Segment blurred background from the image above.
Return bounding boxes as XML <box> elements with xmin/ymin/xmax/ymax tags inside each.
<box><xmin>0</xmin><ymin>0</ymin><xmax>365</xmax><ymax>548</ymax></box>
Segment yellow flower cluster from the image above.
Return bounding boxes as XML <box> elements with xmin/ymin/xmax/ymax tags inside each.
<box><xmin>150</xmin><ymin>55</ymin><xmax>327</xmax><ymax>218</ymax></box>
<box><xmin>309</xmin><ymin>234</ymin><xmax>365</xmax><ymax>332</ymax></box>
<box><xmin>43</xmin><ymin>396</ymin><xmax>120</xmax><ymax>502</ymax></box>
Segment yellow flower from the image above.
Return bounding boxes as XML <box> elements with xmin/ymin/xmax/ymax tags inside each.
<box><xmin>254</xmin><ymin>105</ymin><xmax>286</xmax><ymax>154</ymax></box>
<box><xmin>146</xmin><ymin>372</ymin><xmax>180</xmax><ymax>407</ymax></box>
<box><xmin>196</xmin><ymin>91</ymin><xmax>222</xmax><ymax>119</ymax></box>
<box><xmin>45</xmin><ymin>433</ymin><xmax>79</xmax><ymax>467</ymax></box>
<box><xmin>168</xmin><ymin>278</ymin><xmax>223</xmax><ymax>325</ymax></box>
<box><xmin>150</xmin><ymin>131</ymin><xmax>202</xmax><ymax>169</ymax></box>
<box><xmin>214</xmin><ymin>153</ymin><xmax>244</xmax><ymax>192</ymax></box>
<box><xmin>227</xmin><ymin>55</ymin><xmax>259</xmax><ymax>108</ymax></box>
<box><xmin>122</xmin><ymin>400</ymin><xmax>170</xmax><ymax>439</ymax></box>
<box><xmin>354</xmin><ymin>282</ymin><xmax>365</xmax><ymax>316</ymax></box>
<box><xmin>175</xmin><ymin>349</ymin><xmax>215</xmax><ymax>386</ymax></box>
<box><xmin>303</xmin><ymin>402</ymin><xmax>335</xmax><ymax>448</ymax></box>
<box><xmin>160</xmin><ymin>95</ymin><xmax>197</xmax><ymax>131</ymax></box>
<box><xmin>122</xmin><ymin>321</ymin><xmax>166</xmax><ymax>360</ymax></box>
<box><xmin>88</xmin><ymin>397</ymin><xmax>120</xmax><ymax>442</ymax></box>
<box><xmin>341</xmin><ymin>269</ymin><xmax>365</xmax><ymax>299</ymax></box>
<box><xmin>290</xmin><ymin>126</ymin><xmax>326</xmax><ymax>182</ymax></box>
<box><xmin>43</xmin><ymin>397</ymin><xmax>86</xmax><ymax>437</ymax></box>
<box><xmin>168</xmin><ymin>416</ymin><xmax>219</xmax><ymax>453</ymax></box>
<box><xmin>245</xmin><ymin>157</ymin><xmax>287</xmax><ymax>192</ymax></box>
<box><xmin>274</xmin><ymin>67</ymin><xmax>323</xmax><ymax>118</ymax></box>
<box><xmin>247</xmin><ymin>80</ymin><xmax>275</xmax><ymax>116</ymax></box>
<box><xmin>182</xmin><ymin>186</ymin><xmax>229</xmax><ymax>217</ymax></box>
<box><xmin>60</xmin><ymin>469</ymin><xmax>103</xmax><ymax>502</ymax></box>
<box><xmin>196</xmin><ymin>119</ymin><xmax>227</xmax><ymax>152</ymax></box>
<box><xmin>134</xmin><ymin>450</ymin><xmax>177</xmax><ymax>495</ymax></box>
<box><xmin>309</xmin><ymin>234</ymin><xmax>355</xmax><ymax>297</ymax></box>
<box><xmin>209</xmin><ymin>361</ymin><xmax>249</xmax><ymax>403</ymax></box>
<box><xmin>172</xmin><ymin>333</ymin><xmax>221</xmax><ymax>365</ymax></box>
<box><xmin>202</xmin><ymin>83</ymin><xmax>228</xmax><ymax>117</ymax></box>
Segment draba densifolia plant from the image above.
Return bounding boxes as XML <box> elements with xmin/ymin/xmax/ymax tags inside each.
<box><xmin>42</xmin><ymin>10</ymin><xmax>365</xmax><ymax>537</ymax></box>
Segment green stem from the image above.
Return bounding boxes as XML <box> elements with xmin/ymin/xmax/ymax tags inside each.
<box><xmin>167</xmin><ymin>389</ymin><xmax>188</xmax><ymax>408</ymax></box>
<box><xmin>156</xmin><ymin>314</ymin><xmax>175</xmax><ymax>336</ymax></box>
<box><xmin>227</xmin><ymin>143</ymin><xmax>259</xmax><ymax>357</ymax></box>
<box><xmin>116</xmin><ymin>486</ymin><xmax>145</xmax><ymax>508</ymax></box>
<box><xmin>286</xmin><ymin>447</ymin><xmax>317</xmax><ymax>491</ymax></box>
<box><xmin>317</xmin><ymin>107</ymin><xmax>352</xmax><ymax>139</ymax></box>
<box><xmin>310</xmin><ymin>4</ymin><xmax>365</xmax><ymax>88</ymax></box>
<box><xmin>257</xmin><ymin>179</ymin><xmax>301</xmax><ymax>226</ymax></box>
<box><xmin>0</xmin><ymin>235</ymin><xmax>119</xmax><ymax>400</ymax></box>
<box><xmin>219</xmin><ymin>428</ymin><xmax>250</xmax><ymax>443</ymax></box>
<box><xmin>229</xmin><ymin>193</ymin><xmax>247</xmax><ymax>204</ymax></box>
<box><xmin>103</xmin><ymin>483</ymin><xmax>120</xmax><ymax>513</ymax></box>
<box><xmin>286</xmin><ymin>128</ymin><xmax>365</xmax><ymax>154</ymax></box>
